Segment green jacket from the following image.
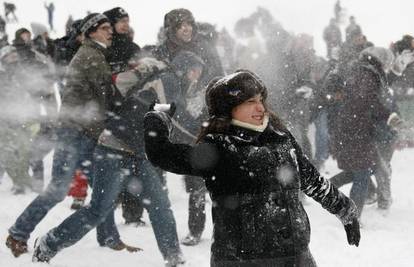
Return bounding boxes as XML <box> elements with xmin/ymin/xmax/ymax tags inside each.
<box><xmin>59</xmin><ymin>39</ymin><xmax>115</xmax><ymax>140</ymax></box>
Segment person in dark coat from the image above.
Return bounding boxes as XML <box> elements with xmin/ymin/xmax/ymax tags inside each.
<box><xmin>104</xmin><ymin>7</ymin><xmax>140</xmax><ymax>74</ymax></box>
<box><xmin>330</xmin><ymin>47</ymin><xmax>397</xmax><ymax>216</ymax></box>
<box><xmin>338</xmin><ymin>27</ymin><xmax>370</xmax><ymax>73</ymax></box>
<box><xmin>323</xmin><ymin>18</ymin><xmax>342</xmax><ymax>59</ymax></box>
<box><xmin>144</xmin><ymin>70</ymin><xmax>360</xmax><ymax>267</ymax></box>
<box><xmin>53</xmin><ymin>19</ymin><xmax>83</xmax><ymax>69</ymax></box>
<box><xmin>153</xmin><ymin>8</ymin><xmax>224</xmax><ymax>87</ymax></box>
<box><xmin>103</xmin><ymin>6</ymin><xmax>145</xmax><ymax>225</ymax></box>
<box><xmin>153</xmin><ymin>8</ymin><xmax>224</xmax><ymax>246</ymax></box>
<box><xmin>0</xmin><ymin>15</ymin><xmax>6</xmax><ymax>33</ymax></box>
<box><xmin>4</xmin><ymin>2</ymin><xmax>17</xmax><ymax>22</ymax></box>
<box><xmin>345</xmin><ymin>16</ymin><xmax>361</xmax><ymax>42</ymax></box>
<box><xmin>44</xmin><ymin>2</ymin><xmax>55</xmax><ymax>31</ymax></box>
<box><xmin>278</xmin><ymin>34</ymin><xmax>316</xmax><ymax>161</ymax></box>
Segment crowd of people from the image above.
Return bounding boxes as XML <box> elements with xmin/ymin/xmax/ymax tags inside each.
<box><xmin>0</xmin><ymin>1</ymin><xmax>413</xmax><ymax>266</ymax></box>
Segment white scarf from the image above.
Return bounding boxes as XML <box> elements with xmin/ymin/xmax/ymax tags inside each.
<box><xmin>231</xmin><ymin>115</ymin><xmax>269</xmax><ymax>132</ymax></box>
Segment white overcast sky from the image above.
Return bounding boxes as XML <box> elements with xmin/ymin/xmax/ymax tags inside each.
<box><xmin>7</xmin><ymin>0</ymin><xmax>414</xmax><ymax>56</ymax></box>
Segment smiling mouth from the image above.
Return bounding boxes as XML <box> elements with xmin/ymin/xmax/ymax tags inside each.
<box><xmin>252</xmin><ymin>115</ymin><xmax>264</xmax><ymax>121</ymax></box>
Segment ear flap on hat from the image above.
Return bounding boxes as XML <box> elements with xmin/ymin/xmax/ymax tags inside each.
<box><xmin>205</xmin><ymin>76</ymin><xmax>223</xmax><ymax>116</ymax></box>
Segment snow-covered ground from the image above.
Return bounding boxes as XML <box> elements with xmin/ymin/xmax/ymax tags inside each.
<box><xmin>0</xmin><ymin>148</ymin><xmax>414</xmax><ymax>267</ymax></box>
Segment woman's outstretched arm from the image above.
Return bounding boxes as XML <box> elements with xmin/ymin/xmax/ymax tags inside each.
<box><xmin>144</xmin><ymin>111</ymin><xmax>219</xmax><ymax>177</ymax></box>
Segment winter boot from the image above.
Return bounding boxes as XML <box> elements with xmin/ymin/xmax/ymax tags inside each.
<box><xmin>32</xmin><ymin>244</ymin><xmax>50</xmax><ymax>263</ymax></box>
<box><xmin>106</xmin><ymin>240</ymin><xmax>143</xmax><ymax>253</ymax></box>
<box><xmin>125</xmin><ymin>218</ymin><xmax>146</xmax><ymax>227</ymax></box>
<box><xmin>165</xmin><ymin>252</ymin><xmax>186</xmax><ymax>267</ymax></box>
<box><xmin>32</xmin><ymin>237</ymin><xmax>56</xmax><ymax>263</ymax></box>
<box><xmin>181</xmin><ymin>233</ymin><xmax>201</xmax><ymax>246</ymax></box>
<box><xmin>6</xmin><ymin>235</ymin><xmax>28</xmax><ymax>257</ymax></box>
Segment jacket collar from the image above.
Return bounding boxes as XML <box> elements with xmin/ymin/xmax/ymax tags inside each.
<box><xmin>83</xmin><ymin>38</ymin><xmax>108</xmax><ymax>56</ymax></box>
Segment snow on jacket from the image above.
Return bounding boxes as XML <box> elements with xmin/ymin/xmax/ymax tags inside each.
<box><xmin>332</xmin><ymin>56</ymin><xmax>394</xmax><ymax>170</ymax></box>
<box><xmin>144</xmin><ymin>113</ymin><xmax>355</xmax><ymax>264</ymax></box>
<box><xmin>106</xmin><ymin>32</ymin><xmax>140</xmax><ymax>74</ymax></box>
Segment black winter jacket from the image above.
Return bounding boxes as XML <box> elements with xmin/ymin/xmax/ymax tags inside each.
<box><xmin>106</xmin><ymin>32</ymin><xmax>140</xmax><ymax>74</ymax></box>
<box><xmin>153</xmin><ymin>34</ymin><xmax>224</xmax><ymax>86</ymax></box>
<box><xmin>144</xmin><ymin>113</ymin><xmax>355</xmax><ymax>264</ymax></box>
<box><xmin>53</xmin><ymin>35</ymin><xmax>81</xmax><ymax>66</ymax></box>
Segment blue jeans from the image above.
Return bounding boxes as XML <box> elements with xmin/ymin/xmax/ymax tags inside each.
<box><xmin>42</xmin><ymin>145</ymin><xmax>181</xmax><ymax>260</ymax></box>
<box><xmin>9</xmin><ymin>127</ymin><xmax>96</xmax><ymax>242</ymax></box>
<box><xmin>330</xmin><ymin>169</ymin><xmax>371</xmax><ymax>217</ymax></box>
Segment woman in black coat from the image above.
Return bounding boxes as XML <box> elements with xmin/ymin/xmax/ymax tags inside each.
<box><xmin>144</xmin><ymin>70</ymin><xmax>360</xmax><ymax>266</ymax></box>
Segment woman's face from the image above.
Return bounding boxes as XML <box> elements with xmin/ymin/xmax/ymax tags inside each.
<box><xmin>231</xmin><ymin>94</ymin><xmax>266</xmax><ymax>126</ymax></box>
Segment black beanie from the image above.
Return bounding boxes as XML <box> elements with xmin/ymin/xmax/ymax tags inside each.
<box><xmin>205</xmin><ymin>70</ymin><xmax>268</xmax><ymax>118</ymax></box>
<box><xmin>103</xmin><ymin>7</ymin><xmax>129</xmax><ymax>25</ymax></box>
<box><xmin>80</xmin><ymin>13</ymin><xmax>110</xmax><ymax>37</ymax></box>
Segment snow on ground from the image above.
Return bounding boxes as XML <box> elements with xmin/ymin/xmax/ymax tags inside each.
<box><xmin>1</xmin><ymin>1</ymin><xmax>414</xmax><ymax>266</ymax></box>
<box><xmin>0</xmin><ymin>148</ymin><xmax>413</xmax><ymax>267</ymax></box>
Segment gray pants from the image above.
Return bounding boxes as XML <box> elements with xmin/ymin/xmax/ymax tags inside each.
<box><xmin>0</xmin><ymin>126</ymin><xmax>32</xmax><ymax>190</ymax></box>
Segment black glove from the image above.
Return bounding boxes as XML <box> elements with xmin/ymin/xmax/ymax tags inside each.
<box><xmin>144</xmin><ymin>110</ymin><xmax>173</xmax><ymax>138</ymax></box>
<box><xmin>344</xmin><ymin>217</ymin><xmax>360</xmax><ymax>247</ymax></box>
<box><xmin>335</xmin><ymin>197</ymin><xmax>360</xmax><ymax>247</ymax></box>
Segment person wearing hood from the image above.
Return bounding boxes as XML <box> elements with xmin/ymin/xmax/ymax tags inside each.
<box><xmin>153</xmin><ymin>8</ymin><xmax>224</xmax><ymax>87</ymax></box>
<box><xmin>103</xmin><ymin>7</ymin><xmax>140</xmax><ymax>74</ymax></box>
<box><xmin>330</xmin><ymin>47</ymin><xmax>402</xmax><ymax>215</ymax></box>
<box><xmin>143</xmin><ymin>69</ymin><xmax>360</xmax><ymax>266</ymax></box>
<box><xmin>12</xmin><ymin>28</ymin><xmax>34</xmax><ymax>61</ymax></box>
